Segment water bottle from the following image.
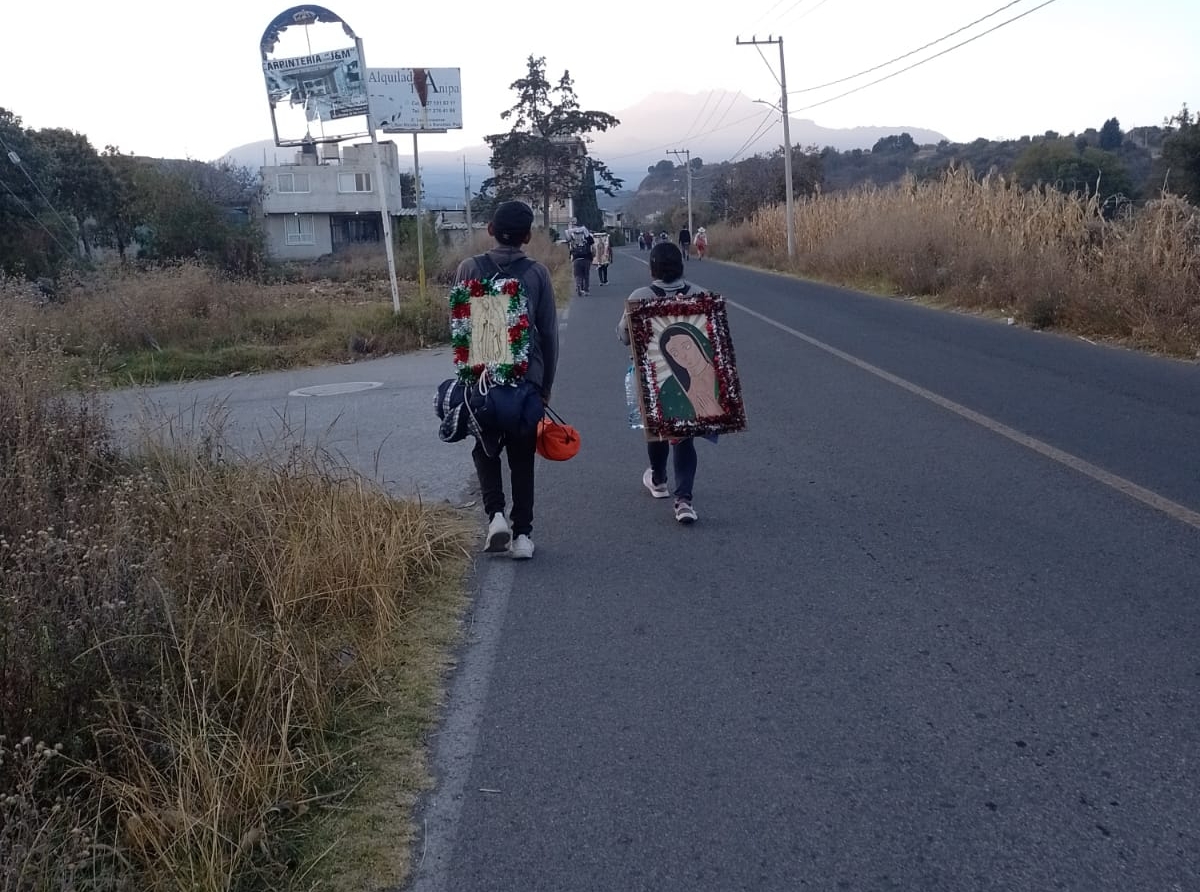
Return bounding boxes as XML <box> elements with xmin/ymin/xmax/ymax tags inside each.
<box><xmin>625</xmin><ymin>364</ymin><xmax>644</xmax><ymax>430</ymax></box>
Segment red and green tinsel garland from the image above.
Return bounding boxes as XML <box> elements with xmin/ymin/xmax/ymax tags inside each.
<box><xmin>449</xmin><ymin>276</ymin><xmax>531</xmax><ymax>385</ymax></box>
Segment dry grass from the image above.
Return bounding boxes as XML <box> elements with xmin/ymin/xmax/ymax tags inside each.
<box><xmin>0</xmin><ymin>228</ymin><xmax>575</xmax><ymax>387</ymax></box>
<box><xmin>714</xmin><ymin>168</ymin><xmax>1200</xmax><ymax>356</ymax></box>
<box><xmin>0</xmin><ymin>348</ymin><xmax>472</xmax><ymax>891</ymax></box>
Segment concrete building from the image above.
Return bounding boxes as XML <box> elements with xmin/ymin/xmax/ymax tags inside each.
<box><xmin>259</xmin><ymin>139</ymin><xmax>413</xmax><ymax>261</ymax></box>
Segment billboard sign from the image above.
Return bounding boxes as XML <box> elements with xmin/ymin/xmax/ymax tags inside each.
<box><xmin>259</xmin><ymin>5</ymin><xmax>370</xmax><ymax>146</ymax></box>
<box><xmin>368</xmin><ymin>68</ymin><xmax>463</xmax><ymax>133</ymax></box>
<box><xmin>264</xmin><ymin>46</ymin><xmax>368</xmax><ymax>122</ymax></box>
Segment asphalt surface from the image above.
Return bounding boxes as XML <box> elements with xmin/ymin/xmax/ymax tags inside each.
<box><xmin>102</xmin><ymin>249</ymin><xmax>1200</xmax><ymax>891</ymax></box>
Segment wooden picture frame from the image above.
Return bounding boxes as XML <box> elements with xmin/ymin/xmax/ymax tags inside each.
<box><xmin>626</xmin><ymin>292</ymin><xmax>747</xmax><ymax>441</ymax></box>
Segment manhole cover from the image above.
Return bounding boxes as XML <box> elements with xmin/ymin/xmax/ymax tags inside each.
<box><xmin>289</xmin><ymin>381</ymin><xmax>383</xmax><ymax>397</ymax></box>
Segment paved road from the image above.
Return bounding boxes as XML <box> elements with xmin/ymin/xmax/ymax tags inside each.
<box><xmin>103</xmin><ymin>249</ymin><xmax>1200</xmax><ymax>891</ymax></box>
<box><xmin>413</xmin><ymin>248</ymin><xmax>1200</xmax><ymax>892</ymax></box>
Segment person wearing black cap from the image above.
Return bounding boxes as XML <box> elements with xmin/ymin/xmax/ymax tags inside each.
<box><xmin>454</xmin><ymin>200</ymin><xmax>559</xmax><ymax>560</ymax></box>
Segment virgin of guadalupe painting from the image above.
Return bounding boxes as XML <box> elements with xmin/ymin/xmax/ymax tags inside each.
<box><xmin>626</xmin><ymin>292</ymin><xmax>747</xmax><ymax>441</ymax></box>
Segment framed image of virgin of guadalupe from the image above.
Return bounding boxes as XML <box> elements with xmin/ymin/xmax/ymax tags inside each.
<box><xmin>626</xmin><ymin>292</ymin><xmax>747</xmax><ymax>441</ymax></box>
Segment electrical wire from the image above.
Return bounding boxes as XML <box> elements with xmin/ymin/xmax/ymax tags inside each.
<box><xmin>789</xmin><ymin>0</ymin><xmax>833</xmax><ymax>22</ymax></box>
<box><xmin>755</xmin><ymin>43</ymin><xmax>783</xmax><ymax>86</ymax></box>
<box><xmin>752</xmin><ymin>0</ymin><xmax>796</xmax><ymax>29</ymax></box>
<box><xmin>788</xmin><ymin>0</ymin><xmax>1060</xmax><ymax>112</ymax></box>
<box><xmin>708</xmin><ymin>90</ymin><xmax>744</xmax><ymax>132</ymax></box>
<box><xmin>0</xmin><ymin>131</ymin><xmax>79</xmax><ymax>239</ymax></box>
<box><xmin>682</xmin><ymin>90</ymin><xmax>717</xmax><ymax>142</ymax></box>
<box><xmin>729</xmin><ymin>109</ymin><xmax>780</xmax><ymax>163</ymax></box>
<box><xmin>602</xmin><ymin>110</ymin><xmax>768</xmax><ymax>162</ymax></box>
<box><xmin>0</xmin><ymin>174</ymin><xmax>77</xmax><ymax>256</ymax></box>
<box><xmin>775</xmin><ymin>0</ymin><xmax>828</xmax><ymax>23</ymax></box>
<box><xmin>789</xmin><ymin>0</ymin><xmax>1027</xmax><ymax>95</ymax></box>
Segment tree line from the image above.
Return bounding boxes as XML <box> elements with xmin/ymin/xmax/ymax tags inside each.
<box><xmin>627</xmin><ymin>105</ymin><xmax>1200</xmax><ymax>230</ymax></box>
<box><xmin>0</xmin><ymin>107</ymin><xmax>263</xmax><ymax>281</ymax></box>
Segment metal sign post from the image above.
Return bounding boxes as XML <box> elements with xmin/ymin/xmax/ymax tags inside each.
<box><xmin>413</xmin><ymin>132</ymin><xmax>426</xmax><ymax>299</ymax></box>
<box><xmin>368</xmin><ymin>67</ymin><xmax>463</xmax><ymax>301</ymax></box>
<box><xmin>259</xmin><ymin>6</ymin><xmax>400</xmax><ymax>311</ymax></box>
<box><xmin>355</xmin><ymin>36</ymin><xmax>401</xmax><ymax>312</ymax></box>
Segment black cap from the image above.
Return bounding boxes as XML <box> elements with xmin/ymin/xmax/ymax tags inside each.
<box><xmin>492</xmin><ymin>200</ymin><xmax>534</xmax><ymax>240</ymax></box>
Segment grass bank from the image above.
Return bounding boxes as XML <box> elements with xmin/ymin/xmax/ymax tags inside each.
<box><xmin>709</xmin><ymin>168</ymin><xmax>1200</xmax><ymax>357</ymax></box>
<box><xmin>0</xmin><ymin>349</ymin><xmax>472</xmax><ymax>890</ymax></box>
<box><xmin>0</xmin><ymin>229</ymin><xmax>574</xmax><ymax>387</ymax></box>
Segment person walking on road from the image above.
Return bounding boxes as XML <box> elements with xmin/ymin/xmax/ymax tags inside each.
<box><xmin>454</xmin><ymin>200</ymin><xmax>559</xmax><ymax>559</ymax></box>
<box><xmin>594</xmin><ymin>231</ymin><xmax>613</xmax><ymax>285</ymax></box>
<box><xmin>694</xmin><ymin>226</ymin><xmax>708</xmax><ymax>260</ymax></box>
<box><xmin>616</xmin><ymin>241</ymin><xmax>703</xmax><ymax>524</ymax></box>
<box><xmin>564</xmin><ymin>217</ymin><xmax>595</xmax><ymax>296</ymax></box>
<box><xmin>678</xmin><ymin>224</ymin><xmax>692</xmax><ymax>260</ymax></box>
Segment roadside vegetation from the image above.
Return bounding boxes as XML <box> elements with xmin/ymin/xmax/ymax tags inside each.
<box><xmin>627</xmin><ymin>106</ymin><xmax>1199</xmax><ymax>358</ymax></box>
<box><xmin>0</xmin><ymin>212</ymin><xmax>575</xmax><ymax>892</ymax></box>
<box><xmin>708</xmin><ymin>167</ymin><xmax>1200</xmax><ymax>356</ymax></box>
<box><xmin>0</xmin><ymin>337</ymin><xmax>475</xmax><ymax>889</ymax></box>
<box><xmin>0</xmin><ymin>229</ymin><xmax>571</xmax><ymax>387</ymax></box>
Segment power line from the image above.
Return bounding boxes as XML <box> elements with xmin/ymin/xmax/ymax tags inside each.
<box><xmin>775</xmin><ymin>0</ymin><xmax>827</xmax><ymax>23</ymax></box>
<box><xmin>707</xmin><ymin>90</ymin><xmax>744</xmax><ymax>132</ymax></box>
<box><xmin>0</xmin><ymin>131</ymin><xmax>78</xmax><ymax>241</ymax></box>
<box><xmin>790</xmin><ymin>0</ymin><xmax>1027</xmax><ymax>95</ymax></box>
<box><xmin>752</xmin><ymin>0</ymin><xmax>796</xmax><ymax>29</ymax></box>
<box><xmin>603</xmin><ymin>110</ymin><xmax>767</xmax><ymax>162</ymax></box>
<box><xmin>755</xmin><ymin>43</ymin><xmax>783</xmax><ymax>86</ymax></box>
<box><xmin>682</xmin><ymin>90</ymin><xmax>717</xmax><ymax>142</ymax></box>
<box><xmin>0</xmin><ymin>173</ymin><xmax>77</xmax><ymax>256</ymax></box>
<box><xmin>728</xmin><ymin>109</ymin><xmax>779</xmax><ymax>163</ymax></box>
<box><xmin>789</xmin><ymin>0</ymin><xmax>833</xmax><ymax>22</ymax></box>
<box><xmin>788</xmin><ymin>0</ymin><xmax>1061</xmax><ymax>112</ymax></box>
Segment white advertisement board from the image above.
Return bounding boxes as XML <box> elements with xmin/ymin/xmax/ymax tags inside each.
<box><xmin>263</xmin><ymin>46</ymin><xmax>369</xmax><ymax>122</ymax></box>
<box><xmin>368</xmin><ymin>68</ymin><xmax>462</xmax><ymax>132</ymax></box>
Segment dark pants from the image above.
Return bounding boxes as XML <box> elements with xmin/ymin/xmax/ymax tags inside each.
<box><xmin>572</xmin><ymin>257</ymin><xmax>591</xmax><ymax>294</ymax></box>
<box><xmin>648</xmin><ymin>438</ymin><xmax>697</xmax><ymax>501</ymax></box>
<box><xmin>598</xmin><ymin>263</ymin><xmax>609</xmax><ymax>284</ymax></box>
<box><xmin>473</xmin><ymin>429</ymin><xmax>538</xmax><ymax>536</ymax></box>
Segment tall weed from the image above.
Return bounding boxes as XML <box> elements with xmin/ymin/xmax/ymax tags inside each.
<box><xmin>716</xmin><ymin>168</ymin><xmax>1200</xmax><ymax>355</ymax></box>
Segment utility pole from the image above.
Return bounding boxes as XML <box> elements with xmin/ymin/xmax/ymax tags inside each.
<box><xmin>463</xmin><ymin>155</ymin><xmax>473</xmax><ymax>235</ymax></box>
<box><xmin>667</xmin><ymin>148</ymin><xmax>693</xmax><ymax>237</ymax></box>
<box><xmin>736</xmin><ymin>34</ymin><xmax>795</xmax><ymax>259</ymax></box>
<box><xmin>413</xmin><ymin>133</ymin><xmax>427</xmax><ymax>298</ymax></box>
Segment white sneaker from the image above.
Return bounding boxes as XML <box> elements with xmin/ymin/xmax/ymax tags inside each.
<box><xmin>642</xmin><ymin>467</ymin><xmax>670</xmax><ymax>499</ymax></box>
<box><xmin>484</xmin><ymin>513</ymin><xmax>511</xmax><ymax>553</ymax></box>
<box><xmin>510</xmin><ymin>534</ymin><xmax>535</xmax><ymax>560</ymax></box>
<box><xmin>674</xmin><ymin>499</ymin><xmax>697</xmax><ymax>524</ymax></box>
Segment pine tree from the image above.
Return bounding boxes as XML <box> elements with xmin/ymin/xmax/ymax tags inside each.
<box><xmin>484</xmin><ymin>56</ymin><xmax>621</xmax><ymax>228</ymax></box>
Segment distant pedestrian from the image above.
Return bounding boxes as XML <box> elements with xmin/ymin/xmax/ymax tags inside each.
<box><xmin>678</xmin><ymin>224</ymin><xmax>692</xmax><ymax>259</ymax></box>
<box><xmin>594</xmin><ymin>232</ymin><xmax>613</xmax><ymax>285</ymax></box>
<box><xmin>694</xmin><ymin>227</ymin><xmax>708</xmax><ymax>260</ymax></box>
<box><xmin>656</xmin><ymin>230</ymin><xmax>670</xmax><ymax>245</ymax></box>
<box><xmin>616</xmin><ymin>241</ymin><xmax>706</xmax><ymax>524</ymax></box>
<box><xmin>564</xmin><ymin>217</ymin><xmax>595</xmax><ymax>296</ymax></box>
<box><xmin>453</xmin><ymin>200</ymin><xmax>559</xmax><ymax>560</ymax></box>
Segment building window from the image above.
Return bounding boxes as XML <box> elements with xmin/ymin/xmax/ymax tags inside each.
<box><xmin>277</xmin><ymin>172</ymin><xmax>310</xmax><ymax>193</ymax></box>
<box><xmin>338</xmin><ymin>172</ymin><xmax>372</xmax><ymax>193</ymax></box>
<box><xmin>285</xmin><ymin>214</ymin><xmax>315</xmax><ymax>246</ymax></box>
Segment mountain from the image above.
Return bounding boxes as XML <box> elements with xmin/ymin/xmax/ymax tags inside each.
<box><xmin>219</xmin><ymin>91</ymin><xmax>947</xmax><ymax>210</ymax></box>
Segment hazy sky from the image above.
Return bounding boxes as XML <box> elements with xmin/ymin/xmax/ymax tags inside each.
<box><xmin>3</xmin><ymin>0</ymin><xmax>1194</xmax><ymax>162</ymax></box>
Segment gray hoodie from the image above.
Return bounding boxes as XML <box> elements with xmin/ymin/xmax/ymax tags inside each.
<box><xmin>616</xmin><ymin>277</ymin><xmax>694</xmax><ymax>346</ymax></box>
<box><xmin>455</xmin><ymin>245</ymin><xmax>559</xmax><ymax>400</ymax></box>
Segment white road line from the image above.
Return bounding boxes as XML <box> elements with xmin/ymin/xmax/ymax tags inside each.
<box><xmin>727</xmin><ymin>298</ymin><xmax>1200</xmax><ymax>532</ymax></box>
